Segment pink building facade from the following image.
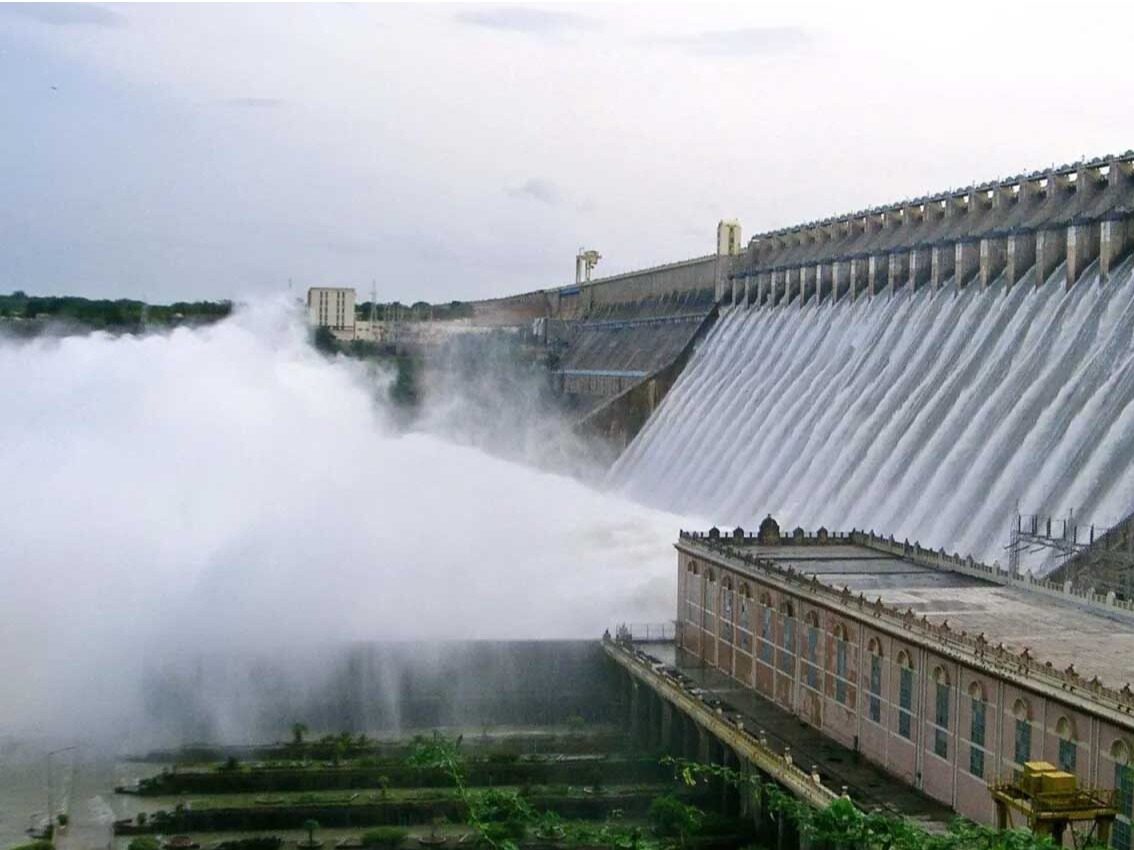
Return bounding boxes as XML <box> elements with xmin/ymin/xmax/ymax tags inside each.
<box><xmin>677</xmin><ymin>533</ymin><xmax>1134</xmax><ymax>848</ymax></box>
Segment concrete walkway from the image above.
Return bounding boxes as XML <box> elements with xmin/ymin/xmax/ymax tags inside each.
<box><xmin>640</xmin><ymin>641</ymin><xmax>955</xmax><ymax>833</ymax></box>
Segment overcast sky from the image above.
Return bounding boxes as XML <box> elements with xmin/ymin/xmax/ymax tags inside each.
<box><xmin>3</xmin><ymin>1</ymin><xmax>1134</xmax><ymax>304</ymax></box>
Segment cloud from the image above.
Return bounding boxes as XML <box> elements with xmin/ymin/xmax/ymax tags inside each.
<box><xmin>0</xmin><ymin>3</ymin><xmax>126</xmax><ymax>28</ymax></box>
<box><xmin>222</xmin><ymin>97</ymin><xmax>286</xmax><ymax>109</ymax></box>
<box><xmin>654</xmin><ymin>26</ymin><xmax>813</xmax><ymax>57</ymax></box>
<box><xmin>454</xmin><ymin>6</ymin><xmax>594</xmax><ymax>37</ymax></box>
<box><xmin>506</xmin><ymin>177</ymin><xmax>561</xmax><ymax>205</ymax></box>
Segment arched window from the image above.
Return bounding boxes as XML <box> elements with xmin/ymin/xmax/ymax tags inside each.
<box><xmin>719</xmin><ymin>577</ymin><xmax>734</xmax><ymax>643</ymax></box>
<box><xmin>968</xmin><ymin>681</ymin><xmax>988</xmax><ymax>779</ymax></box>
<box><xmin>833</xmin><ymin>623</ymin><xmax>850</xmax><ymax>705</ymax></box>
<box><xmin>803</xmin><ymin>611</ymin><xmax>821</xmax><ymax>690</ymax></box>
<box><xmin>1056</xmin><ymin>716</ymin><xmax>1078</xmax><ymax>774</ymax></box>
<box><xmin>758</xmin><ymin>592</ymin><xmax>774</xmax><ymax>665</ymax></box>
<box><xmin>737</xmin><ymin>584</ymin><xmax>752</xmax><ymax>652</ymax></box>
<box><xmin>778</xmin><ymin>601</ymin><xmax>796</xmax><ymax>674</ymax></box>
<box><xmin>932</xmin><ymin>667</ymin><xmax>950</xmax><ymax>759</ymax></box>
<box><xmin>897</xmin><ymin>650</ymin><xmax>915</xmax><ymax>740</ymax></box>
<box><xmin>1013</xmin><ymin>699</ymin><xmax>1032</xmax><ymax>767</ymax></box>
<box><xmin>867</xmin><ymin>638</ymin><xmax>883</xmax><ymax>724</ymax></box>
<box><xmin>1111</xmin><ymin>740</ymin><xmax>1133</xmax><ymax>849</ymax></box>
<box><xmin>685</xmin><ymin>562</ymin><xmax>699</xmax><ymax>622</ymax></box>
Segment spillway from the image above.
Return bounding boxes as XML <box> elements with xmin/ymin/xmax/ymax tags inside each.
<box><xmin>608</xmin><ymin>259</ymin><xmax>1134</xmax><ymax>563</ymax></box>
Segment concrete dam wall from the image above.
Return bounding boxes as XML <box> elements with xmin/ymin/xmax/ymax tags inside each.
<box><xmin>606</xmin><ymin>153</ymin><xmax>1134</xmax><ymax>565</ymax></box>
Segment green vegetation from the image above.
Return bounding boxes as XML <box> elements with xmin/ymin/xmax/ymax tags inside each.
<box><xmin>128</xmin><ymin>837</ymin><xmax>160</xmax><ymax>850</ymax></box>
<box><xmin>360</xmin><ymin>827</ymin><xmax>408</xmax><ymax>848</ymax></box>
<box><xmin>301</xmin><ymin>818</ymin><xmax>320</xmax><ymax>847</ymax></box>
<box><xmin>0</xmin><ymin>291</ymin><xmax>232</xmax><ymax>329</ymax></box>
<box><xmin>646</xmin><ymin>795</ymin><xmax>702</xmax><ymax>848</ymax></box>
<box><xmin>663</xmin><ymin>756</ymin><xmax>1100</xmax><ymax>850</ymax></box>
<box><xmin>9</xmin><ymin>842</ymin><xmax>54</xmax><ymax>850</ymax></box>
<box><xmin>213</xmin><ymin>839</ymin><xmax>283</xmax><ymax>850</ymax></box>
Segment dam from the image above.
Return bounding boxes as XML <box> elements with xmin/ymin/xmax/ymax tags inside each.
<box><xmin>458</xmin><ymin>151</ymin><xmax>1134</xmax><ymax>572</ymax></box>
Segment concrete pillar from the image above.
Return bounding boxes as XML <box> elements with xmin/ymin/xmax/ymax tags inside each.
<box><xmin>800</xmin><ymin>265</ymin><xmax>815</xmax><ymax>308</ymax></box>
<box><xmin>1035</xmin><ymin>228</ymin><xmax>1066</xmax><ymax>287</ymax></box>
<box><xmin>730</xmin><ymin>277</ymin><xmax>739</xmax><ymax>305</ymax></box>
<box><xmin>955</xmin><ymin>240</ymin><xmax>979</xmax><ymax>288</ymax></box>
<box><xmin>931</xmin><ymin>244</ymin><xmax>955</xmax><ymax>288</ymax></box>
<box><xmin>849</xmin><ymin>257</ymin><xmax>868</xmax><ymax>301</ymax></box>
<box><xmin>1100</xmin><ymin>218</ymin><xmax>1132</xmax><ymax>281</ymax></box>
<box><xmin>1066</xmin><ymin>222</ymin><xmax>1100</xmax><ymax>289</ymax></box>
<box><xmin>660</xmin><ymin>700</ymin><xmax>674</xmax><ymax>753</ymax></box>
<box><xmin>742</xmin><ymin>276</ymin><xmax>751</xmax><ymax>307</ymax></box>
<box><xmin>682</xmin><ymin>716</ymin><xmax>699</xmax><ymax>761</ymax></box>
<box><xmin>888</xmin><ymin>252</ymin><xmax>908</xmax><ymax>293</ymax></box>
<box><xmin>696</xmin><ymin>725</ymin><xmax>710</xmax><ymax>764</ymax></box>
<box><xmin>1109</xmin><ymin>157</ymin><xmax>1134</xmax><ymax>189</ymax></box>
<box><xmin>832</xmin><ymin>260</ymin><xmax>849</xmax><ymax>302</ymax></box>
<box><xmin>757</xmin><ymin>272</ymin><xmax>769</xmax><ymax>306</ymax></box>
<box><xmin>1006</xmin><ymin>231</ymin><xmax>1036</xmax><ymax>289</ymax></box>
<box><xmin>979</xmin><ymin>237</ymin><xmax>1007</xmax><ymax>288</ymax></box>
<box><xmin>817</xmin><ymin>263</ymin><xmax>832</xmax><ymax>304</ymax></box>
<box><xmin>909</xmin><ymin>247</ymin><xmax>931</xmax><ymax>290</ymax></box>
<box><xmin>769</xmin><ymin>269</ymin><xmax>783</xmax><ymax>306</ymax></box>
<box><xmin>629</xmin><ymin>681</ymin><xmax>641</xmax><ymax>747</ymax></box>
<box><xmin>868</xmin><ymin>253</ymin><xmax>888</xmax><ymax>296</ymax></box>
<box><xmin>784</xmin><ymin>267</ymin><xmax>799</xmax><ymax>306</ymax></box>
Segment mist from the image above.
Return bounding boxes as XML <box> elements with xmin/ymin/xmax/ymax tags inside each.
<box><xmin>0</xmin><ymin>300</ymin><xmax>686</xmax><ymax>746</ymax></box>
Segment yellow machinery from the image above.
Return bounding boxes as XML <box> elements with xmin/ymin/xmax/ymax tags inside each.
<box><xmin>991</xmin><ymin>761</ymin><xmax>1116</xmax><ymax>847</ymax></box>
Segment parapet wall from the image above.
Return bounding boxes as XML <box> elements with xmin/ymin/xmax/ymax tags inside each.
<box><xmin>731</xmin><ymin>152</ymin><xmax>1134</xmax><ymax>305</ymax></box>
<box><xmin>552</xmin><ymin>254</ymin><xmax>729</xmax><ymax>319</ymax></box>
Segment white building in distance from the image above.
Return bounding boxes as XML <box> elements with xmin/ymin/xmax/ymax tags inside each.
<box><xmin>307</xmin><ymin>287</ymin><xmax>356</xmax><ymax>333</ymax></box>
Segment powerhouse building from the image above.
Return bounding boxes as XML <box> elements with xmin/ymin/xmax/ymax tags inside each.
<box><xmin>675</xmin><ymin>519</ymin><xmax>1134</xmax><ymax>846</ymax></box>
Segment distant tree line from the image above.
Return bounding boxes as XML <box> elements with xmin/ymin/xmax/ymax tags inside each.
<box><xmin>355</xmin><ymin>300</ymin><xmax>474</xmax><ymax>322</ymax></box>
<box><xmin>0</xmin><ymin>291</ymin><xmax>233</xmax><ymax>329</ymax></box>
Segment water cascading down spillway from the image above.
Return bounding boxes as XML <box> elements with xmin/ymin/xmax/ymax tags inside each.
<box><xmin>608</xmin><ymin>256</ymin><xmax>1134</xmax><ymax>565</ymax></box>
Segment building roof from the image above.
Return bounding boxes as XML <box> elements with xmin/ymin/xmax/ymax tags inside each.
<box><xmin>679</xmin><ymin>531</ymin><xmax>1134</xmax><ymax>722</ymax></box>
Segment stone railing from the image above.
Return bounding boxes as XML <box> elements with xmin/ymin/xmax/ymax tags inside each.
<box><xmin>677</xmin><ymin>533</ymin><xmax>1134</xmax><ymax>725</ymax></box>
<box><xmin>854</xmin><ymin>530</ymin><xmax>1134</xmax><ymax>614</ymax></box>
<box><xmin>603</xmin><ymin>636</ymin><xmax>841</xmax><ymax>809</ymax></box>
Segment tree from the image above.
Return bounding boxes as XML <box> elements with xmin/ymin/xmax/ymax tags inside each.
<box><xmin>291</xmin><ymin>722</ymin><xmax>309</xmax><ymax>746</ymax></box>
<box><xmin>648</xmin><ymin>795</ymin><xmax>703</xmax><ymax>848</ymax></box>
<box><xmin>312</xmin><ymin>326</ymin><xmax>338</xmax><ymax>354</ymax></box>
<box><xmin>302</xmin><ymin>819</ymin><xmax>320</xmax><ymax>848</ymax></box>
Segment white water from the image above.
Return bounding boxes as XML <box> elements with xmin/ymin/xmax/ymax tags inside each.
<box><xmin>0</xmin><ymin>301</ymin><xmax>686</xmax><ymax>744</ymax></box>
<box><xmin>609</xmin><ymin>259</ymin><xmax>1134</xmax><ymax>563</ymax></box>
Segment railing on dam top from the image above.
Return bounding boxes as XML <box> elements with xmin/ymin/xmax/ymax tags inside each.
<box><xmin>722</xmin><ymin>151</ymin><xmax>1134</xmax><ymax>304</ymax></box>
<box><xmin>602</xmin><ymin>636</ymin><xmax>840</xmax><ymax>809</ymax></box>
<box><xmin>611</xmin><ymin>622</ymin><xmax>676</xmax><ymax>643</ymax></box>
<box><xmin>677</xmin><ymin>530</ymin><xmax>1134</xmax><ymax>726</ymax></box>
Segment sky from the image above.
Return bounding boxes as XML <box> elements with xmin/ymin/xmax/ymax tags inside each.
<box><xmin>2</xmin><ymin>0</ymin><xmax>1134</xmax><ymax>304</ymax></box>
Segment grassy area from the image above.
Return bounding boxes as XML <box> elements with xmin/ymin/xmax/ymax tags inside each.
<box><xmin>135</xmin><ymin>784</ymin><xmax>679</xmax><ymax>813</ymax></box>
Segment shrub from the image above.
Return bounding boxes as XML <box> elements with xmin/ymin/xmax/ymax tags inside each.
<box><xmin>10</xmin><ymin>842</ymin><xmax>54</xmax><ymax>850</ymax></box>
<box><xmin>214</xmin><ymin>838</ymin><xmax>283</xmax><ymax>850</ymax></box>
<box><xmin>648</xmin><ymin>795</ymin><xmax>703</xmax><ymax>846</ymax></box>
<box><xmin>360</xmin><ymin>827</ymin><xmax>409</xmax><ymax>848</ymax></box>
<box><xmin>128</xmin><ymin>838</ymin><xmax>160</xmax><ymax>850</ymax></box>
